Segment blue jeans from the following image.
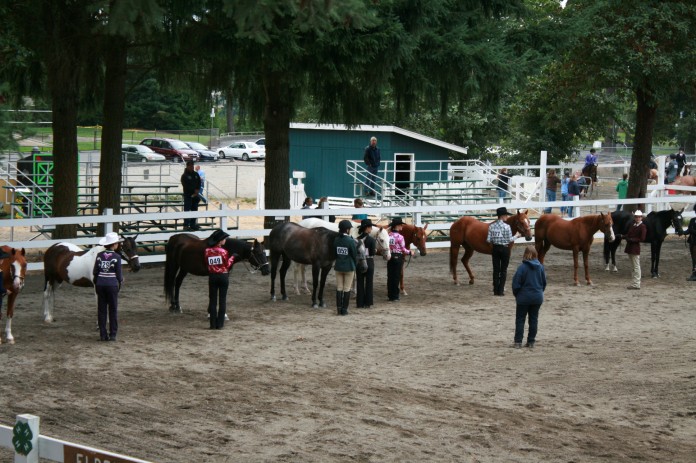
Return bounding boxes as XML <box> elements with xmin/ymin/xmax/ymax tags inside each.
<box><xmin>544</xmin><ymin>190</ymin><xmax>556</xmax><ymax>213</ymax></box>
<box><xmin>497</xmin><ymin>189</ymin><xmax>508</xmax><ymax>200</ymax></box>
<box><xmin>561</xmin><ymin>193</ymin><xmax>568</xmax><ymax>214</ymax></box>
<box><xmin>514</xmin><ymin>303</ymin><xmax>540</xmax><ymax>344</ymax></box>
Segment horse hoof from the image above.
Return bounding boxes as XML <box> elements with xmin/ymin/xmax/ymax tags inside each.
<box><xmin>468</xmin><ymin>280</ymin><xmax>474</xmax><ymax>285</ymax></box>
<box><xmin>282</xmin><ymin>295</ymin><xmax>289</xmax><ymax>301</ymax></box>
<box><xmin>7</xmin><ymin>338</ymin><xmax>14</xmax><ymax>345</ymax></box>
<box><xmin>312</xmin><ymin>303</ymin><xmax>319</xmax><ymax>309</ymax></box>
<box><xmin>271</xmin><ymin>296</ymin><xmax>277</xmax><ymax>302</ymax></box>
<box><xmin>320</xmin><ymin>302</ymin><xmax>326</xmax><ymax>308</ymax></box>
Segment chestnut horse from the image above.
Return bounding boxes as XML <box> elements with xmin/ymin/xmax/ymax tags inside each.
<box><xmin>535</xmin><ymin>213</ymin><xmax>614</xmax><ymax>286</ymax></box>
<box><xmin>399</xmin><ymin>223</ymin><xmax>428</xmax><ymax>295</ymax></box>
<box><xmin>449</xmin><ymin>210</ymin><xmax>533</xmax><ymax>286</ymax></box>
<box><xmin>43</xmin><ymin>236</ymin><xmax>141</xmax><ymax>323</ymax></box>
<box><xmin>0</xmin><ymin>246</ymin><xmax>27</xmax><ymax>344</ymax></box>
<box><xmin>672</xmin><ymin>175</ymin><xmax>696</xmax><ymax>194</ymax></box>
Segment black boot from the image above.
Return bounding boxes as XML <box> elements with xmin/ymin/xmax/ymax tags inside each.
<box><xmin>341</xmin><ymin>291</ymin><xmax>350</xmax><ymax>316</ymax></box>
<box><xmin>336</xmin><ymin>291</ymin><xmax>343</xmax><ymax>315</ymax></box>
<box><xmin>688</xmin><ymin>271</ymin><xmax>696</xmax><ymax>281</ymax></box>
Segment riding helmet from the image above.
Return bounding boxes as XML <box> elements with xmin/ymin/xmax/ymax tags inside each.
<box><xmin>338</xmin><ymin>219</ymin><xmax>353</xmax><ymax>233</ymax></box>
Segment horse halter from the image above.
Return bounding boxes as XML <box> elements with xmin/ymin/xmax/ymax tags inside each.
<box><xmin>117</xmin><ymin>240</ymin><xmax>139</xmax><ymax>264</ymax></box>
<box><xmin>10</xmin><ymin>260</ymin><xmax>25</xmax><ymax>286</ymax></box>
<box><xmin>247</xmin><ymin>246</ymin><xmax>269</xmax><ymax>272</ymax></box>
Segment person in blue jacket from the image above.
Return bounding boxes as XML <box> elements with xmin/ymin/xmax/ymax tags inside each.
<box><xmin>512</xmin><ymin>246</ymin><xmax>547</xmax><ymax>348</ymax></box>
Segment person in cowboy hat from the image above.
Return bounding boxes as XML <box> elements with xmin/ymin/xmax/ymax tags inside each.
<box><xmin>356</xmin><ymin>218</ymin><xmax>376</xmax><ymax>309</ymax></box>
<box><xmin>334</xmin><ymin>220</ymin><xmax>358</xmax><ymax>315</ymax></box>
<box><xmin>205</xmin><ymin>229</ymin><xmax>236</xmax><ymax>329</ymax></box>
<box><xmin>486</xmin><ymin>207</ymin><xmax>517</xmax><ymax>296</ymax></box>
<box><xmin>387</xmin><ymin>217</ymin><xmax>412</xmax><ymax>302</ymax></box>
<box><xmin>624</xmin><ymin>210</ymin><xmax>646</xmax><ymax>289</ymax></box>
<box><xmin>92</xmin><ymin>232</ymin><xmax>124</xmax><ymax>341</ymax></box>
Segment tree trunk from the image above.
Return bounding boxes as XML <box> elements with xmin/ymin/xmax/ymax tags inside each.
<box><xmin>98</xmin><ymin>37</ymin><xmax>128</xmax><ymax>235</ymax></box>
<box><xmin>262</xmin><ymin>72</ymin><xmax>291</xmax><ymax>229</ymax></box>
<box><xmin>46</xmin><ymin>49</ymin><xmax>80</xmax><ymax>239</ymax></box>
<box><xmin>626</xmin><ymin>88</ymin><xmax>657</xmax><ymax>212</ymax></box>
<box><xmin>225</xmin><ymin>88</ymin><xmax>235</xmax><ymax>133</ymax></box>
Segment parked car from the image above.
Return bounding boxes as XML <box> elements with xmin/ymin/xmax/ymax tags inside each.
<box><xmin>122</xmin><ymin>144</ymin><xmax>166</xmax><ymax>162</ymax></box>
<box><xmin>217</xmin><ymin>142</ymin><xmax>265</xmax><ymax>161</ymax></box>
<box><xmin>254</xmin><ymin>138</ymin><xmax>265</xmax><ymax>148</ymax></box>
<box><xmin>139</xmin><ymin>138</ymin><xmax>199</xmax><ymax>163</ymax></box>
<box><xmin>184</xmin><ymin>141</ymin><xmax>219</xmax><ymax>162</ymax></box>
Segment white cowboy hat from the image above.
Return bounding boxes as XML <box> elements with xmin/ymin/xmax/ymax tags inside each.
<box><xmin>633</xmin><ymin>210</ymin><xmax>643</xmax><ymax>216</ymax></box>
<box><xmin>99</xmin><ymin>232</ymin><xmax>123</xmax><ymax>246</ymax></box>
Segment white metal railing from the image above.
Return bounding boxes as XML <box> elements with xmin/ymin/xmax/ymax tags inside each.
<box><xmin>4</xmin><ymin>193</ymin><xmax>695</xmax><ymax>272</ymax></box>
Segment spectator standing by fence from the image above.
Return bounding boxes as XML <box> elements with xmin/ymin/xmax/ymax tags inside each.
<box><xmin>675</xmin><ymin>147</ymin><xmax>687</xmax><ymax>176</ymax></box>
<box><xmin>560</xmin><ymin>172</ymin><xmax>570</xmax><ymax>217</ymax></box>
<box><xmin>363</xmin><ymin>137</ymin><xmax>381</xmax><ymax>196</ymax></box>
<box><xmin>616</xmin><ymin>173</ymin><xmax>629</xmax><ymax>211</ymax></box>
<box><xmin>497</xmin><ymin>168</ymin><xmax>511</xmax><ymax>200</ymax></box>
<box><xmin>567</xmin><ymin>174</ymin><xmax>580</xmax><ymax>217</ymax></box>
<box><xmin>181</xmin><ymin>161</ymin><xmax>201</xmax><ymax>231</ymax></box>
<box><xmin>545</xmin><ymin>169</ymin><xmax>561</xmax><ymax>214</ymax></box>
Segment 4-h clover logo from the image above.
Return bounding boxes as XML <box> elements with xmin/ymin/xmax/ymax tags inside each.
<box><xmin>12</xmin><ymin>421</ymin><xmax>33</xmax><ymax>456</ymax></box>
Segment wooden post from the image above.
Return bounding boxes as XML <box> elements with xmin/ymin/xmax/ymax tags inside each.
<box><xmin>13</xmin><ymin>414</ymin><xmax>39</xmax><ymax>463</ymax></box>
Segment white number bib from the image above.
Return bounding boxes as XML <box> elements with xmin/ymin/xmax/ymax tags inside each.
<box><xmin>208</xmin><ymin>255</ymin><xmax>223</xmax><ymax>266</ymax></box>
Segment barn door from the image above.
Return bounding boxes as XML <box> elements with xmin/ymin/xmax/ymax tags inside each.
<box><xmin>393</xmin><ymin>153</ymin><xmax>414</xmax><ymax>196</ymax></box>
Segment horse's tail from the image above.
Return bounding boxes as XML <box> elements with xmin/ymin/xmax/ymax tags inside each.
<box><xmin>163</xmin><ymin>242</ymin><xmax>177</xmax><ymax>303</ymax></box>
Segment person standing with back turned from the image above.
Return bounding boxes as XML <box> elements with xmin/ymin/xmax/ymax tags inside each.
<box><xmin>624</xmin><ymin>210</ymin><xmax>647</xmax><ymax>290</ymax></box>
<box><xmin>387</xmin><ymin>217</ymin><xmax>411</xmax><ymax>302</ymax></box>
<box><xmin>334</xmin><ymin>220</ymin><xmax>357</xmax><ymax>315</ymax></box>
<box><xmin>356</xmin><ymin>219</ymin><xmax>376</xmax><ymax>309</ymax></box>
<box><xmin>205</xmin><ymin>229</ymin><xmax>236</xmax><ymax>329</ymax></box>
<box><xmin>487</xmin><ymin>207</ymin><xmax>517</xmax><ymax>296</ymax></box>
<box><xmin>512</xmin><ymin>246</ymin><xmax>547</xmax><ymax>348</ymax></box>
<box><xmin>363</xmin><ymin>136</ymin><xmax>381</xmax><ymax>196</ymax></box>
<box><xmin>93</xmin><ymin>232</ymin><xmax>124</xmax><ymax>342</ymax></box>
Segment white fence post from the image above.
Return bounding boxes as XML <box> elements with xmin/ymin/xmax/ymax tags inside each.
<box><xmin>220</xmin><ymin>203</ymin><xmax>227</xmax><ymax>231</ymax></box>
<box><xmin>103</xmin><ymin>208</ymin><xmax>113</xmax><ymax>236</ymax></box>
<box><xmin>14</xmin><ymin>414</ymin><xmax>39</xmax><ymax>463</ymax></box>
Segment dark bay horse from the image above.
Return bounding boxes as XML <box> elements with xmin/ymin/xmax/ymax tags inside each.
<box><xmin>399</xmin><ymin>223</ymin><xmax>428</xmax><ymax>295</ymax></box>
<box><xmin>449</xmin><ymin>210</ymin><xmax>533</xmax><ymax>285</ymax></box>
<box><xmin>266</xmin><ymin>222</ymin><xmax>367</xmax><ymax>308</ymax></box>
<box><xmin>164</xmin><ymin>233</ymin><xmax>269</xmax><ymax>312</ymax></box>
<box><xmin>603</xmin><ymin>208</ymin><xmax>684</xmax><ymax>277</ymax></box>
<box><xmin>1</xmin><ymin>246</ymin><xmax>27</xmax><ymax>344</ymax></box>
<box><xmin>43</xmin><ymin>236</ymin><xmax>141</xmax><ymax>323</ymax></box>
<box><xmin>535</xmin><ymin>213</ymin><xmax>614</xmax><ymax>286</ymax></box>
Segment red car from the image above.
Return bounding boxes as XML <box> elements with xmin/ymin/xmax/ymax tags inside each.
<box><xmin>140</xmin><ymin>138</ymin><xmax>199</xmax><ymax>163</ymax></box>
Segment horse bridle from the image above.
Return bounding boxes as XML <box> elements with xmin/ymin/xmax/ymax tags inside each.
<box><xmin>246</xmin><ymin>246</ymin><xmax>269</xmax><ymax>273</ymax></box>
<box><xmin>9</xmin><ymin>260</ymin><xmax>25</xmax><ymax>286</ymax></box>
<box><xmin>117</xmin><ymin>240</ymin><xmax>139</xmax><ymax>264</ymax></box>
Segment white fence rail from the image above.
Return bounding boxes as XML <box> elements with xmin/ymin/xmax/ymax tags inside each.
<box><xmin>3</xmin><ymin>194</ymin><xmax>695</xmax><ymax>272</ymax></box>
<box><xmin>1</xmin><ymin>414</ymin><xmax>152</xmax><ymax>463</ymax></box>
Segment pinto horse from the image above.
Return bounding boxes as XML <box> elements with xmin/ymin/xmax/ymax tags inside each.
<box><xmin>535</xmin><ymin>213</ymin><xmax>614</xmax><ymax>286</ymax></box>
<box><xmin>266</xmin><ymin>222</ymin><xmax>367</xmax><ymax>308</ymax></box>
<box><xmin>164</xmin><ymin>233</ymin><xmax>269</xmax><ymax>312</ymax></box>
<box><xmin>398</xmin><ymin>223</ymin><xmax>428</xmax><ymax>295</ymax></box>
<box><xmin>294</xmin><ymin>218</ymin><xmax>390</xmax><ymax>294</ymax></box>
<box><xmin>449</xmin><ymin>210</ymin><xmax>533</xmax><ymax>286</ymax></box>
<box><xmin>603</xmin><ymin>208</ymin><xmax>684</xmax><ymax>277</ymax></box>
<box><xmin>0</xmin><ymin>246</ymin><xmax>27</xmax><ymax>344</ymax></box>
<box><xmin>43</xmin><ymin>236</ymin><xmax>141</xmax><ymax>323</ymax></box>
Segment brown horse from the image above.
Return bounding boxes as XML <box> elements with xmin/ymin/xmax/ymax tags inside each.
<box><xmin>449</xmin><ymin>210</ymin><xmax>533</xmax><ymax>285</ymax></box>
<box><xmin>1</xmin><ymin>246</ymin><xmax>27</xmax><ymax>344</ymax></box>
<box><xmin>672</xmin><ymin>175</ymin><xmax>696</xmax><ymax>194</ymax></box>
<box><xmin>535</xmin><ymin>213</ymin><xmax>614</xmax><ymax>286</ymax></box>
<box><xmin>399</xmin><ymin>223</ymin><xmax>428</xmax><ymax>295</ymax></box>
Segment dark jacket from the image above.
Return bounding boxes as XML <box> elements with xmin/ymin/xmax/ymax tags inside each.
<box><xmin>364</xmin><ymin>145</ymin><xmax>381</xmax><ymax>168</ymax></box>
<box><xmin>359</xmin><ymin>233</ymin><xmax>377</xmax><ymax>257</ymax></box>
<box><xmin>568</xmin><ymin>179</ymin><xmax>580</xmax><ymax>196</ymax></box>
<box><xmin>686</xmin><ymin>218</ymin><xmax>696</xmax><ymax>244</ymax></box>
<box><xmin>512</xmin><ymin>259</ymin><xmax>546</xmax><ymax>305</ymax></box>
<box><xmin>624</xmin><ymin>221</ymin><xmax>647</xmax><ymax>255</ymax></box>
<box><xmin>181</xmin><ymin>170</ymin><xmax>201</xmax><ymax>195</ymax></box>
<box><xmin>334</xmin><ymin>234</ymin><xmax>357</xmax><ymax>272</ymax></box>
<box><xmin>93</xmin><ymin>250</ymin><xmax>123</xmax><ymax>287</ymax></box>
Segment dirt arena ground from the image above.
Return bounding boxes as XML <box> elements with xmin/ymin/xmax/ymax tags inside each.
<box><xmin>1</xmin><ymin>236</ymin><xmax>695</xmax><ymax>462</ymax></box>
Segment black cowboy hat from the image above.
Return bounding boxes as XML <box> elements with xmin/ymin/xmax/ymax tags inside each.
<box><xmin>207</xmin><ymin>229</ymin><xmax>230</xmax><ymax>246</ymax></box>
<box><xmin>389</xmin><ymin>217</ymin><xmax>404</xmax><ymax>228</ymax></box>
<box><xmin>359</xmin><ymin>218</ymin><xmax>374</xmax><ymax>232</ymax></box>
<box><xmin>0</xmin><ymin>249</ymin><xmax>10</xmax><ymax>260</ymax></box>
<box><xmin>496</xmin><ymin>206</ymin><xmax>513</xmax><ymax>217</ymax></box>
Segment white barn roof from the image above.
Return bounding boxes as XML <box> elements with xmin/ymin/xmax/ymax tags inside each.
<box><xmin>289</xmin><ymin>123</ymin><xmax>468</xmax><ymax>155</ymax></box>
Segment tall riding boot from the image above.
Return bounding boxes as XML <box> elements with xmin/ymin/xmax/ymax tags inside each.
<box><xmin>688</xmin><ymin>270</ymin><xmax>696</xmax><ymax>281</ymax></box>
<box><xmin>341</xmin><ymin>291</ymin><xmax>351</xmax><ymax>316</ymax></box>
<box><xmin>336</xmin><ymin>291</ymin><xmax>343</xmax><ymax>315</ymax></box>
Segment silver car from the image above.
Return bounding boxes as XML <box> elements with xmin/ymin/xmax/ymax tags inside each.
<box><xmin>121</xmin><ymin>144</ymin><xmax>166</xmax><ymax>162</ymax></box>
<box><xmin>218</xmin><ymin>142</ymin><xmax>265</xmax><ymax>161</ymax></box>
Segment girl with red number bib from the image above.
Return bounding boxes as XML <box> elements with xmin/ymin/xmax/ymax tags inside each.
<box><xmin>204</xmin><ymin>229</ymin><xmax>236</xmax><ymax>329</ymax></box>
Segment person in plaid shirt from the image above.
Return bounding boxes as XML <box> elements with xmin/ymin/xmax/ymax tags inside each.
<box><xmin>487</xmin><ymin>207</ymin><xmax>517</xmax><ymax>296</ymax></box>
